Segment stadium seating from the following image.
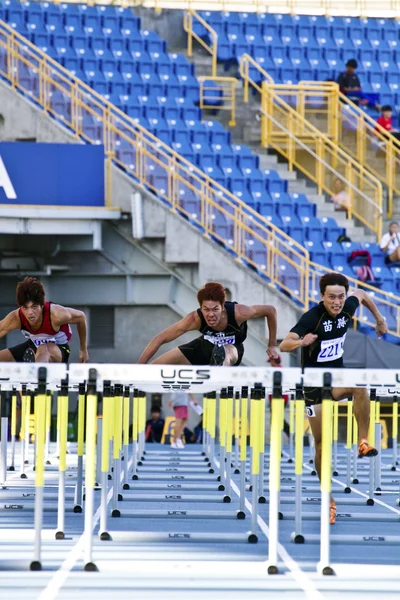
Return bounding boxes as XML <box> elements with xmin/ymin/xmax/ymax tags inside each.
<box><xmin>1</xmin><ymin>2</ymin><xmax>399</xmax><ymax>340</ymax></box>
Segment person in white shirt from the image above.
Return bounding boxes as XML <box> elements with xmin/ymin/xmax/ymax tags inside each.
<box><xmin>380</xmin><ymin>221</ymin><xmax>400</xmax><ymax>263</ymax></box>
<box><xmin>168</xmin><ymin>391</ymin><xmax>197</xmax><ymax>449</ymax></box>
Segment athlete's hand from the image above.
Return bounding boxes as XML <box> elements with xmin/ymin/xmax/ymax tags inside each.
<box><xmin>79</xmin><ymin>349</ymin><xmax>89</xmax><ymax>363</ymax></box>
<box><xmin>266</xmin><ymin>345</ymin><xmax>279</xmax><ymax>360</ymax></box>
<box><xmin>375</xmin><ymin>319</ymin><xmax>388</xmax><ymax>338</ymax></box>
<box><xmin>301</xmin><ymin>333</ymin><xmax>318</xmax><ymax>347</ymax></box>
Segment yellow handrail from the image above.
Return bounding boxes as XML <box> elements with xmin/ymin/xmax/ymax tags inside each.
<box><xmin>183</xmin><ymin>9</ymin><xmax>217</xmax><ymax>78</ymax></box>
<box><xmin>198</xmin><ymin>76</ymin><xmax>237</xmax><ymax>127</ymax></box>
<box><xmin>0</xmin><ymin>19</ymin><xmax>310</xmax><ymax>310</ymax></box>
<box><xmin>240</xmin><ymin>54</ymin><xmax>273</xmax><ymax>102</ymax></box>
<box><xmin>256</xmin><ymin>79</ymin><xmax>400</xmax><ymax>219</ymax></box>
<box><xmin>239</xmin><ymin>54</ymin><xmax>383</xmax><ymax>240</ymax></box>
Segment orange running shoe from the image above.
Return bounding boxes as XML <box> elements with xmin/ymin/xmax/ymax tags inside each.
<box><xmin>358</xmin><ymin>439</ymin><xmax>378</xmax><ymax>458</ymax></box>
<box><xmin>330</xmin><ymin>501</ymin><xmax>336</xmax><ymax>525</ymax></box>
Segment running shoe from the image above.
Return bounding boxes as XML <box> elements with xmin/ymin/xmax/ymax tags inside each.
<box><xmin>210</xmin><ymin>345</ymin><xmax>226</xmax><ymax>366</ymax></box>
<box><xmin>170</xmin><ymin>441</ymin><xmax>178</xmax><ymax>449</ymax></box>
<box><xmin>358</xmin><ymin>439</ymin><xmax>378</xmax><ymax>458</ymax></box>
<box><xmin>176</xmin><ymin>439</ymin><xmax>184</xmax><ymax>449</ymax></box>
<box><xmin>330</xmin><ymin>501</ymin><xmax>336</xmax><ymax>525</ymax></box>
<box><xmin>22</xmin><ymin>348</ymin><xmax>35</xmax><ymax>362</ymax></box>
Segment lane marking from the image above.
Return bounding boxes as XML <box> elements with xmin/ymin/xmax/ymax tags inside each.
<box><xmin>213</xmin><ymin>457</ymin><xmax>325</xmax><ymax>600</ymax></box>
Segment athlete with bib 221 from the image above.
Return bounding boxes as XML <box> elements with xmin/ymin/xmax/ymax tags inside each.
<box><xmin>138</xmin><ymin>282</ymin><xmax>279</xmax><ymax>365</ymax></box>
<box><xmin>0</xmin><ymin>277</ymin><xmax>89</xmax><ymax>363</ymax></box>
<box><xmin>280</xmin><ymin>273</ymin><xmax>387</xmax><ymax>525</ymax></box>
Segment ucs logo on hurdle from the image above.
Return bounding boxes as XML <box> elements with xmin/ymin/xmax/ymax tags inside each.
<box><xmin>161</xmin><ymin>368</ymin><xmax>211</xmax><ymax>390</ymax></box>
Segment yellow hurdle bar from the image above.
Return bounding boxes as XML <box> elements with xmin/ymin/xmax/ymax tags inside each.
<box><xmin>83</xmin><ymin>369</ymin><xmax>98</xmax><ymax>571</ymax></box>
<box><xmin>56</xmin><ymin>381</ymin><xmax>69</xmax><ymax>539</ymax></box>
<box><xmin>332</xmin><ymin>401</ymin><xmax>339</xmax><ymax>475</ymax></box>
<box><xmin>31</xmin><ymin>366</ymin><xmax>47</xmax><ymax>571</ymax></box>
<box><xmin>392</xmin><ymin>400</ymin><xmax>399</xmax><ymax>469</ymax></box>
<box><xmin>100</xmin><ymin>381</ymin><xmax>111</xmax><ymax>539</ymax></box>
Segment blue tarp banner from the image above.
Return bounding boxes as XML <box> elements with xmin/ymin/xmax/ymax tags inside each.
<box><xmin>0</xmin><ymin>142</ymin><xmax>104</xmax><ymax>206</ymax></box>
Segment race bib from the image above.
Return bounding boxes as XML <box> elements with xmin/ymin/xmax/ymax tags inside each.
<box><xmin>204</xmin><ymin>334</ymin><xmax>235</xmax><ymax>347</ymax></box>
<box><xmin>317</xmin><ymin>334</ymin><xmax>346</xmax><ymax>363</ymax></box>
<box><xmin>32</xmin><ymin>338</ymin><xmax>57</xmax><ymax>347</ymax></box>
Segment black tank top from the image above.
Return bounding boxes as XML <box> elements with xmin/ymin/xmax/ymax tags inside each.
<box><xmin>197</xmin><ymin>301</ymin><xmax>247</xmax><ymax>346</ymax></box>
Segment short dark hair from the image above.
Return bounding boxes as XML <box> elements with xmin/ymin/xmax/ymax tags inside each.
<box><xmin>16</xmin><ymin>277</ymin><xmax>45</xmax><ymax>307</ymax></box>
<box><xmin>319</xmin><ymin>273</ymin><xmax>349</xmax><ymax>295</ymax></box>
<box><xmin>346</xmin><ymin>59</ymin><xmax>358</xmax><ymax>69</ymax></box>
<box><xmin>197</xmin><ymin>282</ymin><xmax>226</xmax><ymax>306</ymax></box>
<box><xmin>382</xmin><ymin>105</ymin><xmax>392</xmax><ymax>112</ymax></box>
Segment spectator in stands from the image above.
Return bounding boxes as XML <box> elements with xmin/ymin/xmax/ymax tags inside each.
<box><xmin>337</xmin><ymin>59</ymin><xmax>379</xmax><ymax>109</ymax></box>
<box><xmin>145</xmin><ymin>406</ymin><xmax>165</xmax><ymax>443</ymax></box>
<box><xmin>380</xmin><ymin>221</ymin><xmax>400</xmax><ymax>263</ymax></box>
<box><xmin>330</xmin><ymin>177</ymin><xmax>350</xmax><ymax>215</ymax></box>
<box><xmin>375</xmin><ymin>106</ymin><xmax>400</xmax><ymax>143</ymax></box>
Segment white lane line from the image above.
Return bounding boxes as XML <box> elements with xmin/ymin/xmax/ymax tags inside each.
<box><xmin>36</xmin><ymin>461</ymin><xmax>131</xmax><ymax>600</ymax></box>
<box><xmin>213</xmin><ymin>457</ymin><xmax>325</xmax><ymax>600</ymax></box>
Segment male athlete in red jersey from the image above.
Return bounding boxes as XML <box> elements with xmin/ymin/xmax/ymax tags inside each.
<box><xmin>0</xmin><ymin>277</ymin><xmax>88</xmax><ymax>363</ymax></box>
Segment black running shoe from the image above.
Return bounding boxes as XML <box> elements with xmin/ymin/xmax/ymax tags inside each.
<box><xmin>210</xmin><ymin>345</ymin><xmax>226</xmax><ymax>366</ymax></box>
<box><xmin>22</xmin><ymin>348</ymin><xmax>36</xmax><ymax>363</ymax></box>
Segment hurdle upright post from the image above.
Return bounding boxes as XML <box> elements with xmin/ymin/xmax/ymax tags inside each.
<box><xmin>257</xmin><ymin>386</ymin><xmax>266</xmax><ymax>503</ymax></box>
<box><xmin>237</xmin><ymin>386</ymin><xmax>248</xmax><ymax>519</ymax></box>
<box><xmin>74</xmin><ymin>382</ymin><xmax>86</xmax><ymax>512</ymax></box>
<box><xmin>287</xmin><ymin>393</ymin><xmax>295</xmax><ymax>464</ymax></box>
<box><xmin>332</xmin><ymin>400</ymin><xmax>339</xmax><ymax>476</ymax></box>
<box><xmin>367</xmin><ymin>389</ymin><xmax>376</xmax><ymax>506</ymax></box>
<box><xmin>234</xmin><ymin>390</ymin><xmax>240</xmax><ymax>473</ymax></box>
<box><xmin>267</xmin><ymin>371</ymin><xmax>284</xmax><ymax>573</ymax></box>
<box><xmin>318</xmin><ymin>372</ymin><xmax>335</xmax><ymax>576</ymax></box>
<box><xmin>100</xmin><ymin>380</ymin><xmax>111</xmax><ymax>540</ymax></box>
<box><xmin>56</xmin><ymin>378</ymin><xmax>69</xmax><ymax>540</ymax></box>
<box><xmin>122</xmin><ymin>385</ymin><xmax>130</xmax><ymax>490</ymax></box>
<box><xmin>9</xmin><ymin>389</ymin><xmax>17</xmax><ymax>471</ymax></box>
<box><xmin>218</xmin><ymin>388</ymin><xmax>228</xmax><ymax>489</ymax></box>
<box><xmin>131</xmin><ymin>389</ymin><xmax>139</xmax><ymax>480</ymax></box>
<box><xmin>292</xmin><ymin>384</ymin><xmax>305</xmax><ymax>543</ymax></box>
<box><xmin>112</xmin><ymin>383</ymin><xmax>123</xmax><ymax>515</ymax></box>
<box><xmin>0</xmin><ymin>389</ymin><xmax>9</xmax><ymax>483</ymax></box>
<box><xmin>223</xmin><ymin>387</ymin><xmax>234</xmax><ymax>502</ymax></box>
<box><xmin>374</xmin><ymin>396</ymin><xmax>382</xmax><ymax>492</ymax></box>
<box><xmin>19</xmin><ymin>385</ymin><xmax>28</xmax><ymax>479</ymax></box>
<box><xmin>392</xmin><ymin>398</ymin><xmax>398</xmax><ymax>471</ymax></box>
<box><xmin>249</xmin><ymin>386</ymin><xmax>261</xmax><ymax>544</ymax></box>
<box><xmin>30</xmin><ymin>367</ymin><xmax>47</xmax><ymax>571</ymax></box>
<box><xmin>83</xmin><ymin>368</ymin><xmax>98</xmax><ymax>572</ymax></box>
<box><xmin>344</xmin><ymin>398</ymin><xmax>353</xmax><ymax>493</ymax></box>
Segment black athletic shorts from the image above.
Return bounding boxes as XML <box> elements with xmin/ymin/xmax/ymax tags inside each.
<box><xmin>178</xmin><ymin>336</ymin><xmax>244</xmax><ymax>366</ymax></box>
<box><xmin>8</xmin><ymin>340</ymin><xmax>70</xmax><ymax>364</ymax></box>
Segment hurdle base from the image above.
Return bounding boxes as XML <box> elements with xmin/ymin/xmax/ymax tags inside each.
<box><xmin>8</xmin><ymin>466</ymin><xmax>15</xmax><ymax>472</ymax></box>
<box><xmin>278</xmin><ymin>512</ymin><xmax>283</xmax><ymax>520</ymax></box>
<box><xmin>218</xmin><ymin>484</ymin><xmax>225</xmax><ymax>491</ymax></box>
<box><xmin>351</xmin><ymin>479</ymin><xmax>359</xmax><ymax>485</ymax></box>
<box><xmin>111</xmin><ymin>509</ymin><xmax>121</xmax><ymax>517</ymax></box>
<box><xmin>55</xmin><ymin>531</ymin><xmax>65</xmax><ymax>540</ymax></box>
<box><xmin>20</xmin><ymin>474</ymin><xmax>27</xmax><ymax>479</ymax></box>
<box><xmin>30</xmin><ymin>561</ymin><xmax>42</xmax><ymax>571</ymax></box>
<box><xmin>132</xmin><ymin>475</ymin><xmax>139</xmax><ymax>480</ymax></box>
<box><xmin>137</xmin><ymin>461</ymin><xmax>143</xmax><ymax>466</ymax></box>
<box><xmin>100</xmin><ymin>531</ymin><xmax>112</xmax><ymax>541</ymax></box>
<box><xmin>236</xmin><ymin>510</ymin><xmax>246</xmax><ymax>520</ymax></box>
<box><xmin>391</xmin><ymin>466</ymin><xmax>397</xmax><ymax>471</ymax></box>
<box><xmin>319</xmin><ymin>565</ymin><xmax>335</xmax><ymax>576</ymax></box>
<box><xmin>366</xmin><ymin>498</ymin><xmax>374</xmax><ymax>506</ymax></box>
<box><xmin>84</xmin><ymin>562</ymin><xmax>98</xmax><ymax>572</ymax></box>
<box><xmin>258</xmin><ymin>496</ymin><xmax>266</xmax><ymax>504</ymax></box>
<box><xmin>118</xmin><ymin>493</ymin><xmax>123</xmax><ymax>501</ymax></box>
<box><xmin>344</xmin><ymin>487</ymin><xmax>351</xmax><ymax>494</ymax></box>
<box><xmin>46</xmin><ymin>460</ymin><xmax>51</xmax><ymax>465</ymax></box>
<box><xmin>267</xmin><ymin>564</ymin><xmax>279</xmax><ymax>575</ymax></box>
<box><xmin>208</xmin><ymin>468</ymin><xmax>214</xmax><ymax>474</ymax></box>
<box><xmin>333</xmin><ymin>470</ymin><xmax>339</xmax><ymax>476</ymax></box>
<box><xmin>123</xmin><ymin>484</ymin><xmax>130</xmax><ymax>490</ymax></box>
<box><xmin>291</xmin><ymin>533</ymin><xmax>305</xmax><ymax>544</ymax></box>
<box><xmin>247</xmin><ymin>533</ymin><xmax>258</xmax><ymax>543</ymax></box>
<box><xmin>287</xmin><ymin>458</ymin><xmax>293</xmax><ymax>464</ymax></box>
<box><xmin>311</xmin><ymin>470</ymin><xmax>317</xmax><ymax>476</ymax></box>
<box><xmin>223</xmin><ymin>495</ymin><xmax>231</xmax><ymax>503</ymax></box>
<box><xmin>234</xmin><ymin>469</ymin><xmax>240</xmax><ymax>474</ymax></box>
<box><xmin>73</xmin><ymin>505</ymin><xmax>82</xmax><ymax>513</ymax></box>
<box><xmin>108</xmin><ymin>474</ymin><xmax>112</xmax><ymax>481</ymax></box>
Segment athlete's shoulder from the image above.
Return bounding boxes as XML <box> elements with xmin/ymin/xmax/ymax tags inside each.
<box><xmin>0</xmin><ymin>308</ymin><xmax>20</xmax><ymax>328</ymax></box>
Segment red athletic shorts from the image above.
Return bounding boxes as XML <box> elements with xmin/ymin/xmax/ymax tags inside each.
<box><xmin>174</xmin><ymin>406</ymin><xmax>188</xmax><ymax>419</ymax></box>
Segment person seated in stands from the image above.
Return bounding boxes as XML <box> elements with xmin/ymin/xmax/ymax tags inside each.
<box><xmin>337</xmin><ymin>59</ymin><xmax>379</xmax><ymax>109</ymax></box>
<box><xmin>380</xmin><ymin>221</ymin><xmax>400</xmax><ymax>263</ymax></box>
<box><xmin>330</xmin><ymin>177</ymin><xmax>350</xmax><ymax>215</ymax></box>
<box><xmin>145</xmin><ymin>406</ymin><xmax>165</xmax><ymax>443</ymax></box>
<box><xmin>375</xmin><ymin>105</ymin><xmax>400</xmax><ymax>143</ymax></box>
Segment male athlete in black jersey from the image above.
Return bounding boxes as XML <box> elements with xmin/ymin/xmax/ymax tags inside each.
<box><xmin>280</xmin><ymin>272</ymin><xmax>387</xmax><ymax>524</ymax></box>
<box><xmin>138</xmin><ymin>282</ymin><xmax>279</xmax><ymax>365</ymax></box>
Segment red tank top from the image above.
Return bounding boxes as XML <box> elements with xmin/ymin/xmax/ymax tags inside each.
<box><xmin>19</xmin><ymin>302</ymin><xmax>72</xmax><ymax>348</ymax></box>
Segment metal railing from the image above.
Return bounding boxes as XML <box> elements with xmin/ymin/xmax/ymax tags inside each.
<box><xmin>117</xmin><ymin>0</ymin><xmax>400</xmax><ymax>16</ymax></box>
<box><xmin>0</xmin><ymin>19</ymin><xmax>310</xmax><ymax>309</ymax></box>
<box><xmin>198</xmin><ymin>76</ymin><xmax>237</xmax><ymax>126</ymax></box>
<box><xmin>239</xmin><ymin>55</ymin><xmax>383</xmax><ymax>239</ymax></box>
<box><xmin>183</xmin><ymin>9</ymin><xmax>217</xmax><ymax>77</ymax></box>
<box><xmin>257</xmin><ymin>80</ymin><xmax>400</xmax><ymax>219</ymax></box>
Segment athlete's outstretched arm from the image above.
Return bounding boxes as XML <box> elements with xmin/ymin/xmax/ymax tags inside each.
<box><xmin>52</xmin><ymin>305</ymin><xmax>89</xmax><ymax>363</ymax></box>
<box><xmin>280</xmin><ymin>331</ymin><xmax>318</xmax><ymax>352</ymax></box>
<box><xmin>349</xmin><ymin>290</ymin><xmax>387</xmax><ymax>337</ymax></box>
<box><xmin>0</xmin><ymin>310</ymin><xmax>20</xmax><ymax>339</ymax></box>
<box><xmin>235</xmin><ymin>304</ymin><xmax>279</xmax><ymax>359</ymax></box>
<box><xmin>138</xmin><ymin>312</ymin><xmax>200</xmax><ymax>364</ymax></box>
